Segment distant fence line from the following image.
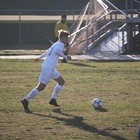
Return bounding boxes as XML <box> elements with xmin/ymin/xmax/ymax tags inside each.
<box><xmin>0</xmin><ymin>9</ymin><xmax>81</xmax><ymax>20</ymax></box>
<box><xmin>0</xmin><ymin>9</ymin><xmax>139</xmax><ymax>50</ymax></box>
<box><xmin>0</xmin><ymin>10</ymin><xmax>81</xmax><ymax>50</ymax></box>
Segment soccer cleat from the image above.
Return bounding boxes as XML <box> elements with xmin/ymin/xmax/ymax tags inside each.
<box><xmin>21</xmin><ymin>99</ymin><xmax>32</xmax><ymax>113</ymax></box>
<box><xmin>49</xmin><ymin>99</ymin><xmax>60</xmax><ymax>107</ymax></box>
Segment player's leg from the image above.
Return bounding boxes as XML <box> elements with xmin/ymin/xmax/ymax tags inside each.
<box><xmin>28</xmin><ymin>67</ymin><xmax>53</xmax><ymax>100</ymax></box>
<box><xmin>21</xmin><ymin>83</ymin><xmax>46</xmax><ymax>113</ymax></box>
<box><xmin>49</xmin><ymin>70</ymin><xmax>65</xmax><ymax>106</ymax></box>
<box><xmin>21</xmin><ymin>68</ymin><xmax>52</xmax><ymax>113</ymax></box>
<box><xmin>25</xmin><ymin>83</ymin><xmax>46</xmax><ymax>101</ymax></box>
<box><xmin>51</xmin><ymin>76</ymin><xmax>65</xmax><ymax>99</ymax></box>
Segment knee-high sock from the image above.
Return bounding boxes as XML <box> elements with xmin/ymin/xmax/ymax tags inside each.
<box><xmin>26</xmin><ymin>88</ymin><xmax>39</xmax><ymax>101</ymax></box>
<box><xmin>51</xmin><ymin>84</ymin><xmax>63</xmax><ymax>100</ymax></box>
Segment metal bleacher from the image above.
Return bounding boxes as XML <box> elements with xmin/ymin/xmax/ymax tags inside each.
<box><xmin>85</xmin><ymin>1</ymin><xmax>140</xmax><ymax>55</ymax></box>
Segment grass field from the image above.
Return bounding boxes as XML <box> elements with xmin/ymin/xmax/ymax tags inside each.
<box><xmin>0</xmin><ymin>59</ymin><xmax>140</xmax><ymax>140</ymax></box>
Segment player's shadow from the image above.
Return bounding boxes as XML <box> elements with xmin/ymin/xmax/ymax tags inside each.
<box><xmin>33</xmin><ymin>108</ymin><xmax>126</xmax><ymax>140</ymax></box>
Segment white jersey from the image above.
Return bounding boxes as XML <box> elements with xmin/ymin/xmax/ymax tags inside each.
<box><xmin>38</xmin><ymin>41</ymin><xmax>67</xmax><ymax>69</ymax></box>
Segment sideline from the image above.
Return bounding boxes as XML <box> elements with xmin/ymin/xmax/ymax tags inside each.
<box><xmin>0</xmin><ymin>54</ymin><xmax>140</xmax><ymax>61</ymax></box>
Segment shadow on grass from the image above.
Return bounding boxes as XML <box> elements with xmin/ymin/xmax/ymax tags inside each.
<box><xmin>33</xmin><ymin>108</ymin><xmax>126</xmax><ymax>140</ymax></box>
<box><xmin>94</xmin><ymin>108</ymin><xmax>108</xmax><ymax>112</ymax></box>
<box><xmin>69</xmin><ymin>62</ymin><xmax>96</xmax><ymax>68</ymax></box>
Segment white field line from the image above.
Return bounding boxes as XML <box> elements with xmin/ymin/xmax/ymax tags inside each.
<box><xmin>0</xmin><ymin>54</ymin><xmax>140</xmax><ymax>61</ymax></box>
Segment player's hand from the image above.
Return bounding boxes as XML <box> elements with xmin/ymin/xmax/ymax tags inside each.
<box><xmin>34</xmin><ymin>58</ymin><xmax>40</xmax><ymax>62</ymax></box>
<box><xmin>67</xmin><ymin>55</ymin><xmax>72</xmax><ymax>60</ymax></box>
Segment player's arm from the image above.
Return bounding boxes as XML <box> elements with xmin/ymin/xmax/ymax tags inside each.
<box><xmin>56</xmin><ymin>48</ymin><xmax>71</xmax><ymax>60</ymax></box>
<box><xmin>64</xmin><ymin>44</ymin><xmax>70</xmax><ymax>55</ymax></box>
<box><xmin>35</xmin><ymin>50</ymin><xmax>48</xmax><ymax>61</ymax></box>
<box><xmin>65</xmin><ymin>44</ymin><xmax>71</xmax><ymax>60</ymax></box>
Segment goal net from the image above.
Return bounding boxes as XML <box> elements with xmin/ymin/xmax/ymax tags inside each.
<box><xmin>69</xmin><ymin>0</ymin><xmax>109</xmax><ymax>54</ymax></box>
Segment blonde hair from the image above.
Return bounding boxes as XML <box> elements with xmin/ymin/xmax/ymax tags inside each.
<box><xmin>58</xmin><ymin>29</ymin><xmax>69</xmax><ymax>39</ymax></box>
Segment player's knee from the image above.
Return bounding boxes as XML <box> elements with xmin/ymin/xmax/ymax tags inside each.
<box><xmin>36</xmin><ymin>83</ymin><xmax>46</xmax><ymax>91</ymax></box>
<box><xmin>58</xmin><ymin>80</ymin><xmax>65</xmax><ymax>86</ymax></box>
<box><xmin>38</xmin><ymin>87</ymin><xmax>45</xmax><ymax>91</ymax></box>
<box><xmin>62</xmin><ymin>80</ymin><xmax>65</xmax><ymax>86</ymax></box>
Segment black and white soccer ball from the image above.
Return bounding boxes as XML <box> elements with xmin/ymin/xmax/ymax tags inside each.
<box><xmin>92</xmin><ymin>98</ymin><xmax>103</xmax><ymax>109</ymax></box>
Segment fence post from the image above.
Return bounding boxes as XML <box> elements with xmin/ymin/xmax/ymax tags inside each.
<box><xmin>73</xmin><ymin>10</ymin><xmax>74</xmax><ymax>22</ymax></box>
<box><xmin>18</xmin><ymin>10</ymin><xmax>21</xmax><ymax>47</ymax></box>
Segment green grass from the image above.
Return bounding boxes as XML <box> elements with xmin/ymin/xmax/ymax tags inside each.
<box><xmin>0</xmin><ymin>59</ymin><xmax>140</xmax><ymax>140</ymax></box>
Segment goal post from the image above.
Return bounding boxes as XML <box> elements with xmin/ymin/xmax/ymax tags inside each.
<box><xmin>68</xmin><ymin>0</ymin><xmax>109</xmax><ymax>54</ymax></box>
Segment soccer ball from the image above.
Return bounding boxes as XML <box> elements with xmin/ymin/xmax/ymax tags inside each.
<box><xmin>92</xmin><ymin>98</ymin><xmax>103</xmax><ymax>109</ymax></box>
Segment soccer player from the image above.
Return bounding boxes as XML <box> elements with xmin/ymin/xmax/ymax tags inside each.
<box><xmin>55</xmin><ymin>14</ymin><xmax>69</xmax><ymax>63</ymax></box>
<box><xmin>21</xmin><ymin>30</ymin><xmax>71</xmax><ymax>113</ymax></box>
